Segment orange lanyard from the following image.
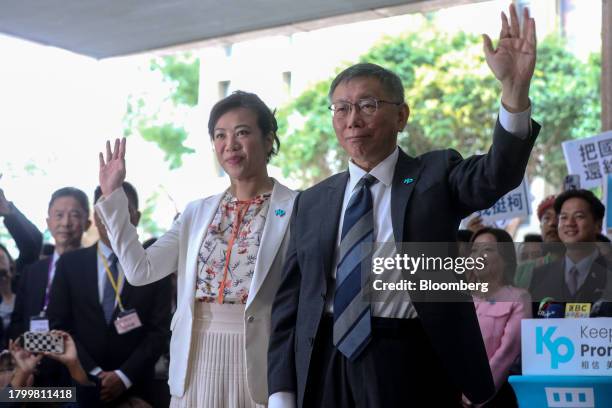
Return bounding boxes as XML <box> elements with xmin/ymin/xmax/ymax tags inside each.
<box><xmin>217</xmin><ymin>200</ymin><xmax>252</xmax><ymax>304</ymax></box>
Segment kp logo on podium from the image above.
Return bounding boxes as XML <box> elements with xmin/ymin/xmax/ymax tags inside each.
<box><xmin>536</xmin><ymin>326</ymin><xmax>575</xmax><ymax>369</ymax></box>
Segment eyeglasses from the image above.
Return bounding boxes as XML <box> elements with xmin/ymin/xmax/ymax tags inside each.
<box><xmin>328</xmin><ymin>98</ymin><xmax>402</xmax><ymax>118</ymax></box>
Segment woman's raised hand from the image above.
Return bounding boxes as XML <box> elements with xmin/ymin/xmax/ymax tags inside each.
<box><xmin>99</xmin><ymin>138</ymin><xmax>127</xmax><ymax>197</ymax></box>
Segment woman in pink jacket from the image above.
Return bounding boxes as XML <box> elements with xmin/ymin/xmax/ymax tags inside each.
<box><xmin>466</xmin><ymin>227</ymin><xmax>532</xmax><ymax>408</ymax></box>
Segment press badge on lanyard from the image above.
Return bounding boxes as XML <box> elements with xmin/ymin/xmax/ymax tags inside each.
<box><xmin>115</xmin><ymin>309</ymin><xmax>143</xmax><ymax>334</ymax></box>
<box><xmin>99</xmin><ymin>247</ymin><xmax>142</xmax><ymax>335</ymax></box>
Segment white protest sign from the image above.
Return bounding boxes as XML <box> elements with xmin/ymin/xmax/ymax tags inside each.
<box><xmin>522</xmin><ymin>318</ymin><xmax>612</xmax><ymax>376</ymax></box>
<box><xmin>463</xmin><ymin>177</ymin><xmax>531</xmax><ymax>225</ymax></box>
<box><xmin>562</xmin><ymin>131</ymin><xmax>612</xmax><ymax>189</ymax></box>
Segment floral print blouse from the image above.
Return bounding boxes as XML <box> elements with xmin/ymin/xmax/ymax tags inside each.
<box><xmin>195</xmin><ymin>190</ymin><xmax>271</xmax><ymax>304</ymax></box>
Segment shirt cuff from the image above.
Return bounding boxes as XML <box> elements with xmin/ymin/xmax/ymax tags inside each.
<box><xmin>115</xmin><ymin>370</ymin><xmax>132</xmax><ymax>389</ymax></box>
<box><xmin>268</xmin><ymin>391</ymin><xmax>297</xmax><ymax>408</ymax></box>
<box><xmin>89</xmin><ymin>367</ymin><xmax>102</xmax><ymax>376</ymax></box>
<box><xmin>94</xmin><ymin>186</ymin><xmax>125</xmax><ymax>207</ymax></box>
<box><xmin>498</xmin><ymin>102</ymin><xmax>531</xmax><ymax>139</ymax></box>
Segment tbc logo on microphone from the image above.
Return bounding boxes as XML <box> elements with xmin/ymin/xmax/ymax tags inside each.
<box><xmin>536</xmin><ymin>326</ymin><xmax>575</xmax><ymax>369</ymax></box>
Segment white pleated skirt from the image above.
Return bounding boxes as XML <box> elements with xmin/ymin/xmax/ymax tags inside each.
<box><xmin>169</xmin><ymin>302</ymin><xmax>265</xmax><ymax>408</ymax></box>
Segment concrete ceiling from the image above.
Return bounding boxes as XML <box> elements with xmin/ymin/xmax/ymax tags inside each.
<box><xmin>0</xmin><ymin>0</ymin><xmax>474</xmax><ymax>59</ymax></box>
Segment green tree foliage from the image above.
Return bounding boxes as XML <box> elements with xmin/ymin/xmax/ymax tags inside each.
<box><xmin>150</xmin><ymin>56</ymin><xmax>200</xmax><ymax>107</ymax></box>
<box><xmin>138</xmin><ymin>191</ymin><xmax>165</xmax><ymax>239</ymax></box>
<box><xmin>123</xmin><ymin>54</ymin><xmax>199</xmax><ymax>170</ymax></box>
<box><xmin>139</xmin><ymin>125</ymin><xmax>193</xmax><ymax>170</ymax></box>
<box><xmin>123</xmin><ymin>53</ymin><xmax>199</xmax><ymax>236</ymax></box>
<box><xmin>275</xmin><ymin>25</ymin><xmax>600</xmax><ymax>189</ymax></box>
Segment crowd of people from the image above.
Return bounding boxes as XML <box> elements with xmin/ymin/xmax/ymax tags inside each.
<box><xmin>0</xmin><ymin>4</ymin><xmax>609</xmax><ymax>408</ymax></box>
<box><xmin>455</xmin><ymin>187</ymin><xmax>612</xmax><ymax>407</ymax></box>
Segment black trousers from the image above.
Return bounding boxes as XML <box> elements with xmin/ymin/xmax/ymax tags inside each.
<box><xmin>303</xmin><ymin>316</ymin><xmax>462</xmax><ymax>408</ymax></box>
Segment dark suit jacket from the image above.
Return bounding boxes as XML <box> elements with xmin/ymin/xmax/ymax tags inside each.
<box><xmin>46</xmin><ymin>243</ymin><xmax>171</xmax><ymax>391</ymax></box>
<box><xmin>9</xmin><ymin>257</ymin><xmax>52</xmax><ymax>340</ymax></box>
<box><xmin>530</xmin><ymin>255</ymin><xmax>611</xmax><ymax>315</ymax></box>
<box><xmin>3</xmin><ymin>204</ymin><xmax>43</xmax><ymax>277</ymax></box>
<box><xmin>268</xmin><ymin>119</ymin><xmax>540</xmax><ymax>406</ymax></box>
<box><xmin>7</xmin><ymin>256</ymin><xmax>70</xmax><ymax>387</ymax></box>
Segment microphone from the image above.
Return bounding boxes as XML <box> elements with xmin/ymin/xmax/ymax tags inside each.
<box><xmin>590</xmin><ymin>299</ymin><xmax>612</xmax><ymax>317</ymax></box>
<box><xmin>537</xmin><ymin>297</ymin><xmax>565</xmax><ymax>318</ymax></box>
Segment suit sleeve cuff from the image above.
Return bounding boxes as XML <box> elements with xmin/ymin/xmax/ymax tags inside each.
<box><xmin>115</xmin><ymin>370</ymin><xmax>132</xmax><ymax>389</ymax></box>
<box><xmin>498</xmin><ymin>102</ymin><xmax>532</xmax><ymax>139</ymax></box>
<box><xmin>268</xmin><ymin>391</ymin><xmax>297</xmax><ymax>408</ymax></box>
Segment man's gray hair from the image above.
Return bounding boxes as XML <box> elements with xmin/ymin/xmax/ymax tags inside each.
<box><xmin>328</xmin><ymin>63</ymin><xmax>405</xmax><ymax>103</ymax></box>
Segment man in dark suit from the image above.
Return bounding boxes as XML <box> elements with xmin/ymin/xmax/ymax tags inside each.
<box><xmin>47</xmin><ymin>182</ymin><xmax>171</xmax><ymax>405</ymax></box>
<box><xmin>268</xmin><ymin>5</ymin><xmax>539</xmax><ymax>407</ymax></box>
<box><xmin>530</xmin><ymin>189</ymin><xmax>612</xmax><ymax>315</ymax></box>
<box><xmin>9</xmin><ymin>187</ymin><xmax>91</xmax><ymax>340</ymax></box>
<box><xmin>0</xmin><ymin>188</ymin><xmax>43</xmax><ymax>278</ymax></box>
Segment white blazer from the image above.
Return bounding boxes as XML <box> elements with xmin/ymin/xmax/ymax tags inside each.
<box><xmin>95</xmin><ymin>180</ymin><xmax>297</xmax><ymax>403</ymax></box>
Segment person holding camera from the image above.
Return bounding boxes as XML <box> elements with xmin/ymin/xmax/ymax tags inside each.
<box><xmin>6</xmin><ymin>330</ymin><xmax>100</xmax><ymax>406</ymax></box>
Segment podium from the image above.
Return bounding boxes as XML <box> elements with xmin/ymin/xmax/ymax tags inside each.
<box><xmin>509</xmin><ymin>318</ymin><xmax>612</xmax><ymax>408</ymax></box>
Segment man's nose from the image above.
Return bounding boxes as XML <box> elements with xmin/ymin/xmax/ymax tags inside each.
<box><xmin>60</xmin><ymin>214</ymin><xmax>72</xmax><ymax>226</ymax></box>
<box><xmin>346</xmin><ymin>105</ymin><xmax>363</xmax><ymax>128</ymax></box>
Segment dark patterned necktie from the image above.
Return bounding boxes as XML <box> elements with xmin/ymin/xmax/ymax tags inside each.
<box><xmin>333</xmin><ymin>174</ymin><xmax>377</xmax><ymax>360</ymax></box>
<box><xmin>568</xmin><ymin>266</ymin><xmax>579</xmax><ymax>296</ymax></box>
<box><xmin>102</xmin><ymin>253</ymin><xmax>119</xmax><ymax>324</ymax></box>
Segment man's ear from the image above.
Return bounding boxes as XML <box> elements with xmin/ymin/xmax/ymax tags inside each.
<box><xmin>398</xmin><ymin>103</ymin><xmax>409</xmax><ymax>130</ymax></box>
<box><xmin>85</xmin><ymin>219</ymin><xmax>92</xmax><ymax>232</ymax></box>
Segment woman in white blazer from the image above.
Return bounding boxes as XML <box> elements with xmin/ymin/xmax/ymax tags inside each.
<box><xmin>95</xmin><ymin>91</ymin><xmax>297</xmax><ymax>407</ymax></box>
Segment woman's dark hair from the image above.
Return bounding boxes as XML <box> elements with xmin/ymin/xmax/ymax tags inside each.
<box><xmin>470</xmin><ymin>227</ymin><xmax>517</xmax><ymax>286</ymax></box>
<box><xmin>207</xmin><ymin>91</ymin><xmax>280</xmax><ymax>163</ymax></box>
<box><xmin>0</xmin><ymin>243</ymin><xmax>15</xmax><ymax>274</ymax></box>
<box><xmin>523</xmin><ymin>233</ymin><xmax>543</xmax><ymax>243</ymax></box>
<box><xmin>456</xmin><ymin>229</ymin><xmax>473</xmax><ymax>243</ymax></box>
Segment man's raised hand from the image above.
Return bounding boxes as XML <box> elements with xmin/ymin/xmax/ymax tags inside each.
<box><xmin>99</xmin><ymin>138</ymin><xmax>127</xmax><ymax>198</ymax></box>
<box><xmin>483</xmin><ymin>4</ymin><xmax>536</xmax><ymax>112</ymax></box>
